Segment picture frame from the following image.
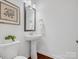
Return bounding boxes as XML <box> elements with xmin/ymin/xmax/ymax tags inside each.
<box><xmin>0</xmin><ymin>0</ymin><xmax>20</xmax><ymax>25</ymax></box>
<box><xmin>24</xmin><ymin>3</ymin><xmax>36</xmax><ymax>31</ymax></box>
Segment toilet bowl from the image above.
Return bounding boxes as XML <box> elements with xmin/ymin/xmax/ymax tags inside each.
<box><xmin>14</xmin><ymin>56</ymin><xmax>27</xmax><ymax>59</ymax></box>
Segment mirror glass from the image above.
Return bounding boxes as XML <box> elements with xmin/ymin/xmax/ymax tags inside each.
<box><xmin>24</xmin><ymin>4</ymin><xmax>36</xmax><ymax>31</ymax></box>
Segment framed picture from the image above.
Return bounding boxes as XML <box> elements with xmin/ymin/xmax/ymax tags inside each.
<box><xmin>24</xmin><ymin>3</ymin><xmax>36</xmax><ymax>31</ymax></box>
<box><xmin>0</xmin><ymin>0</ymin><xmax>20</xmax><ymax>25</ymax></box>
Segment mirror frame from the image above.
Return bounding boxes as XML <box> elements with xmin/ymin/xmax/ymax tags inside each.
<box><xmin>24</xmin><ymin>3</ymin><xmax>36</xmax><ymax>31</ymax></box>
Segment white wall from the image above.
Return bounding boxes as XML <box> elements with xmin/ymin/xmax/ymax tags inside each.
<box><xmin>0</xmin><ymin>0</ymin><xmax>23</xmax><ymax>43</ymax></box>
<box><xmin>0</xmin><ymin>0</ymin><xmax>30</xmax><ymax>58</ymax></box>
<box><xmin>36</xmin><ymin>0</ymin><xmax>78</xmax><ymax>58</ymax></box>
<box><xmin>0</xmin><ymin>0</ymin><xmax>78</xmax><ymax>59</ymax></box>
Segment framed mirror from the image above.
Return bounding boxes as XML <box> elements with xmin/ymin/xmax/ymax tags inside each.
<box><xmin>24</xmin><ymin>3</ymin><xmax>36</xmax><ymax>31</ymax></box>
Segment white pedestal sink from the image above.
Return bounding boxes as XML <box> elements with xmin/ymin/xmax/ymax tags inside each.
<box><xmin>24</xmin><ymin>34</ymin><xmax>42</xmax><ymax>59</ymax></box>
<box><xmin>0</xmin><ymin>40</ymin><xmax>20</xmax><ymax>59</ymax></box>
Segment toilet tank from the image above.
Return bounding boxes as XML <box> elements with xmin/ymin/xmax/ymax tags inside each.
<box><xmin>0</xmin><ymin>41</ymin><xmax>20</xmax><ymax>59</ymax></box>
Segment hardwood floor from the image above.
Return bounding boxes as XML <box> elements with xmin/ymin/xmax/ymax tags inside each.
<box><xmin>28</xmin><ymin>52</ymin><xmax>54</xmax><ymax>59</ymax></box>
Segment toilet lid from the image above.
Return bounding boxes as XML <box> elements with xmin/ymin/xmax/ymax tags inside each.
<box><xmin>14</xmin><ymin>56</ymin><xmax>27</xmax><ymax>59</ymax></box>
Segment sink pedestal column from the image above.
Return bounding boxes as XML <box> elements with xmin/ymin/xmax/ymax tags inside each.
<box><xmin>24</xmin><ymin>34</ymin><xmax>42</xmax><ymax>59</ymax></box>
<box><xmin>31</xmin><ymin>40</ymin><xmax>37</xmax><ymax>59</ymax></box>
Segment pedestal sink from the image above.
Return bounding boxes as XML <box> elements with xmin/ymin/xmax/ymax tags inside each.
<box><xmin>24</xmin><ymin>34</ymin><xmax>42</xmax><ymax>59</ymax></box>
<box><xmin>0</xmin><ymin>40</ymin><xmax>20</xmax><ymax>59</ymax></box>
<box><xmin>25</xmin><ymin>34</ymin><xmax>42</xmax><ymax>41</ymax></box>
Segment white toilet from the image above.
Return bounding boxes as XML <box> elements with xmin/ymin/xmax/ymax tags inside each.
<box><xmin>14</xmin><ymin>56</ymin><xmax>27</xmax><ymax>59</ymax></box>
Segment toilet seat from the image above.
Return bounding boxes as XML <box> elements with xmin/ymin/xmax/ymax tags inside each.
<box><xmin>14</xmin><ymin>56</ymin><xmax>27</xmax><ymax>59</ymax></box>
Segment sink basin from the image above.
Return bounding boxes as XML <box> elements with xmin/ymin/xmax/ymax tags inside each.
<box><xmin>0</xmin><ymin>40</ymin><xmax>20</xmax><ymax>47</ymax></box>
<box><xmin>24</xmin><ymin>34</ymin><xmax>43</xmax><ymax>41</ymax></box>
